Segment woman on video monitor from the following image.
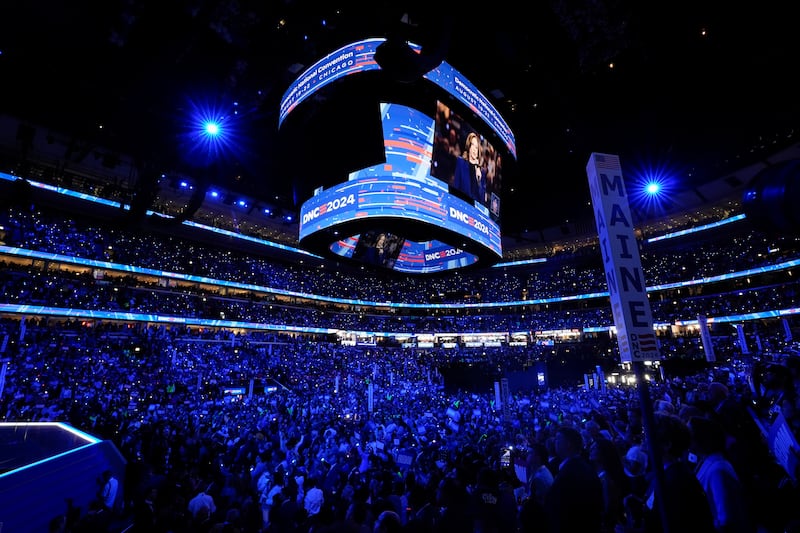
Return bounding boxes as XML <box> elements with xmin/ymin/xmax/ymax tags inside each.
<box><xmin>454</xmin><ymin>131</ymin><xmax>486</xmax><ymax>205</ymax></box>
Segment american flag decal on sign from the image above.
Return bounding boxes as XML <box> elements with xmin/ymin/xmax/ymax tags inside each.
<box><xmin>594</xmin><ymin>153</ymin><xmax>620</xmax><ymax>171</ymax></box>
<box><xmin>637</xmin><ymin>333</ymin><xmax>657</xmax><ymax>350</ymax></box>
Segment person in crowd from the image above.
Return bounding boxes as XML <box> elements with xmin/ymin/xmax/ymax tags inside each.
<box><xmin>132</xmin><ymin>485</ymin><xmax>159</xmax><ymax>532</ymax></box>
<box><xmin>470</xmin><ymin>465</ymin><xmax>517</xmax><ymax>533</ymax></box>
<box><xmin>269</xmin><ymin>475</ymin><xmax>305</xmax><ymax>532</ymax></box>
<box><xmin>338</xmin><ymin>500</ymin><xmax>374</xmax><ymax>533</ymax></box>
<box><xmin>262</xmin><ymin>467</ymin><xmax>287</xmax><ymax>530</ymax></box>
<box><xmin>373</xmin><ymin>510</ymin><xmax>403</xmax><ymax>533</ymax></box>
<box><xmin>303</xmin><ymin>475</ymin><xmax>326</xmax><ymax>528</ymax></box>
<box><xmin>189</xmin><ymin>480</ymin><xmax>218</xmax><ymax>522</ymax></box>
<box><xmin>431</xmin><ymin>475</ymin><xmax>473</xmax><ymax>532</ymax></box>
<box><xmin>621</xmin><ymin>445</ymin><xmax>649</xmax><ymax>507</ymax></box>
<box><xmin>526</xmin><ymin>441</ymin><xmax>554</xmax><ymax>506</ymax></box>
<box><xmin>99</xmin><ymin>469</ymin><xmax>119</xmax><ymax>514</ymax></box>
<box><xmin>209</xmin><ymin>507</ymin><xmax>244</xmax><ymax>532</ymax></box>
<box><xmin>687</xmin><ymin>415</ymin><xmax>753</xmax><ymax>533</ymax></box>
<box><xmin>589</xmin><ymin>436</ymin><xmax>629</xmax><ymax>532</ymax></box>
<box><xmin>616</xmin><ymin>412</ymin><xmax>715</xmax><ymax>533</ymax></box>
<box><xmin>191</xmin><ymin>501</ymin><xmax>216</xmax><ymax>532</ymax></box>
<box><xmin>3</xmin><ymin>202</ymin><xmax>800</xmax><ymax>532</ymax></box>
<box><xmin>544</xmin><ymin>424</ymin><xmax>605</xmax><ymax>532</ymax></box>
<box><xmin>518</xmin><ymin>441</ymin><xmax>553</xmax><ymax>532</ymax></box>
<box><xmin>71</xmin><ymin>498</ymin><xmax>113</xmax><ymax>533</ymax></box>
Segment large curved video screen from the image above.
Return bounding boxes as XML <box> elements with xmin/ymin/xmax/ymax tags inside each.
<box><xmin>279</xmin><ymin>37</ymin><xmax>516</xmax><ymax>159</ymax></box>
<box><xmin>285</xmin><ymin>38</ymin><xmax>514</xmax><ymax>274</ymax></box>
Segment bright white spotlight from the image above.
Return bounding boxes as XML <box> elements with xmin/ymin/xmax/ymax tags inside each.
<box><xmin>178</xmin><ymin>98</ymin><xmax>246</xmax><ymax>169</ymax></box>
<box><xmin>627</xmin><ymin>160</ymin><xmax>680</xmax><ymax>218</ymax></box>
<box><xmin>204</xmin><ymin>121</ymin><xmax>220</xmax><ymax>136</ymax></box>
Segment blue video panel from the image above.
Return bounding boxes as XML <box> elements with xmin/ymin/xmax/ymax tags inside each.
<box><xmin>299</xmin><ymin>102</ymin><xmax>501</xmax><ymax>273</ymax></box>
<box><xmin>279</xmin><ymin>38</ymin><xmax>516</xmax><ymax>159</ymax></box>
<box><xmin>282</xmin><ymin>38</ymin><xmax>515</xmax><ymax>273</ymax></box>
<box><xmin>279</xmin><ymin>38</ymin><xmax>384</xmax><ymax>127</ymax></box>
<box><xmin>299</xmin><ymin>174</ymin><xmax>500</xmax><ymax>273</ymax></box>
<box><xmin>328</xmin><ymin>236</ymin><xmax>477</xmax><ymax>273</ymax></box>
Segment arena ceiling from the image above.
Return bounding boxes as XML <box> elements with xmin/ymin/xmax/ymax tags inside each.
<box><xmin>2</xmin><ymin>0</ymin><xmax>799</xmax><ymax>242</ymax></box>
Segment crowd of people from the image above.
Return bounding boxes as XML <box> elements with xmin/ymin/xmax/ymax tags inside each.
<box><xmin>1</xmin><ymin>186</ymin><xmax>800</xmax><ymax>532</ymax></box>
<box><xmin>2</xmin><ymin>319</ymin><xmax>799</xmax><ymax>533</ymax></box>
<box><xmin>1</xmin><ymin>205</ymin><xmax>799</xmax><ymax>337</ymax></box>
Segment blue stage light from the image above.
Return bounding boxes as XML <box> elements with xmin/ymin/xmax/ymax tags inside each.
<box><xmin>177</xmin><ymin>98</ymin><xmax>241</xmax><ymax>169</ymax></box>
<box><xmin>625</xmin><ymin>158</ymin><xmax>684</xmax><ymax>219</ymax></box>
<box><xmin>204</xmin><ymin>121</ymin><xmax>220</xmax><ymax>136</ymax></box>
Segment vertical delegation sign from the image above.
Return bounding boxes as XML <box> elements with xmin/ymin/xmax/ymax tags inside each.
<box><xmin>736</xmin><ymin>324</ymin><xmax>750</xmax><ymax>354</ymax></box>
<box><xmin>587</xmin><ymin>153</ymin><xmax>661</xmax><ymax>363</ymax></box>
<box><xmin>698</xmin><ymin>314</ymin><xmax>716</xmax><ymax>362</ymax></box>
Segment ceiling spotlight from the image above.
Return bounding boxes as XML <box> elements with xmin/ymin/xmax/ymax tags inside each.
<box><xmin>204</xmin><ymin>121</ymin><xmax>220</xmax><ymax>136</ymax></box>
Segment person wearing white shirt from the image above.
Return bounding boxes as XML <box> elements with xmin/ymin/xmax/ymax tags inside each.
<box><xmin>188</xmin><ymin>484</ymin><xmax>217</xmax><ymax>520</ymax></box>
<box><xmin>100</xmin><ymin>470</ymin><xmax>119</xmax><ymax>513</ymax></box>
<box><xmin>304</xmin><ymin>476</ymin><xmax>325</xmax><ymax>517</ymax></box>
<box><xmin>688</xmin><ymin>415</ymin><xmax>753</xmax><ymax>533</ymax></box>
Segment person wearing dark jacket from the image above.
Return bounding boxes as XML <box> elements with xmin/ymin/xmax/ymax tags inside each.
<box><xmin>545</xmin><ymin>424</ymin><xmax>604</xmax><ymax>532</ymax></box>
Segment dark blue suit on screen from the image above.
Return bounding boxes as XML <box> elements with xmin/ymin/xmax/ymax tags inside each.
<box><xmin>454</xmin><ymin>157</ymin><xmax>485</xmax><ymax>204</ymax></box>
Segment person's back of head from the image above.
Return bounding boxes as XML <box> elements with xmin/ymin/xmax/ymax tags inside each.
<box><xmin>528</xmin><ymin>442</ymin><xmax>548</xmax><ymax>469</ymax></box>
<box><xmin>476</xmin><ymin>466</ymin><xmax>498</xmax><ymax>488</ymax></box>
<box><xmin>652</xmin><ymin>412</ymin><xmax>692</xmax><ymax>461</ymax></box>
<box><xmin>623</xmin><ymin>445</ymin><xmax>649</xmax><ymax>478</ymax></box>
<box><xmin>687</xmin><ymin>415</ymin><xmax>727</xmax><ymax>456</ymax></box>
<box><xmin>555</xmin><ymin>425</ymin><xmax>585</xmax><ymax>460</ymax></box>
<box><xmin>654</xmin><ymin>399</ymin><xmax>675</xmax><ymax>414</ymax></box>
<box><xmin>707</xmin><ymin>382</ymin><xmax>730</xmax><ymax>406</ymax></box>
<box><xmin>590</xmin><ymin>435</ymin><xmax>625</xmax><ymax>476</ymax></box>
<box><xmin>584</xmin><ymin>419</ymin><xmax>602</xmax><ymax>436</ymax></box>
<box><xmin>346</xmin><ymin>500</ymin><xmax>369</xmax><ymax>526</ymax></box>
<box><xmin>374</xmin><ymin>510</ymin><xmax>402</xmax><ymax>533</ymax></box>
<box><xmin>436</xmin><ymin>476</ymin><xmax>466</xmax><ymax>508</ymax></box>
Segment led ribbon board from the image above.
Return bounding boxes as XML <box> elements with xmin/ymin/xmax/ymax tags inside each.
<box><xmin>279</xmin><ymin>38</ymin><xmax>516</xmax><ymax>158</ymax></box>
<box><xmin>281</xmin><ymin>38</ymin><xmax>514</xmax><ymax>273</ymax></box>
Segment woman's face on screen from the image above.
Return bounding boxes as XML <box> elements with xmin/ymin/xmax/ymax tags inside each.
<box><xmin>468</xmin><ymin>135</ymin><xmax>480</xmax><ymax>162</ymax></box>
